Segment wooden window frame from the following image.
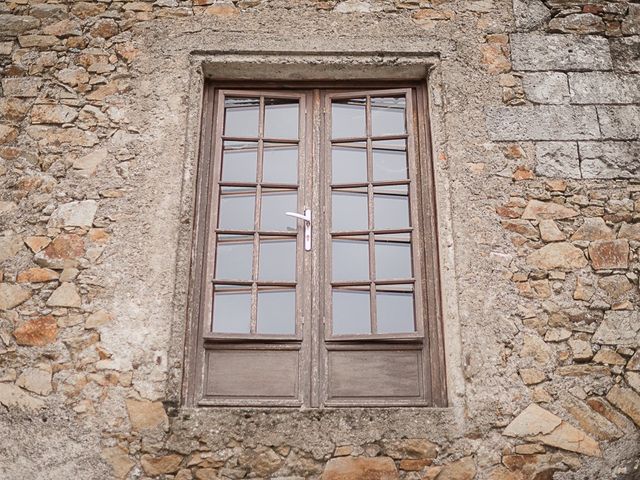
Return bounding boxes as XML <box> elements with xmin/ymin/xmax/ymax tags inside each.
<box><xmin>184</xmin><ymin>80</ymin><xmax>447</xmax><ymax>408</ymax></box>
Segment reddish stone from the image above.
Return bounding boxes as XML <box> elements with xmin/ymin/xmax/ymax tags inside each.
<box><xmin>13</xmin><ymin>315</ymin><xmax>58</xmax><ymax>346</ymax></box>
<box><xmin>16</xmin><ymin>268</ymin><xmax>59</xmax><ymax>283</ymax></box>
<box><xmin>588</xmin><ymin>240</ymin><xmax>629</xmax><ymax>270</ymax></box>
<box><xmin>322</xmin><ymin>457</ymin><xmax>398</xmax><ymax>480</ymax></box>
<box><xmin>43</xmin><ymin>234</ymin><xmax>85</xmax><ymax>260</ymax></box>
<box><xmin>496</xmin><ymin>206</ymin><xmax>522</xmax><ymax>219</ymax></box>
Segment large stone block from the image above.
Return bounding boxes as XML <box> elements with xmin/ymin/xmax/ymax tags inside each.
<box><xmin>588</xmin><ymin>239</ymin><xmax>629</xmax><ymax>270</ymax></box>
<box><xmin>535</xmin><ymin>142</ymin><xmax>580</xmax><ymax>178</ymax></box>
<box><xmin>569</xmin><ymin>73</ymin><xmax>640</xmax><ymax>104</ymax></box>
<box><xmin>579</xmin><ymin>141</ymin><xmax>640</xmax><ymax>179</ymax></box>
<box><xmin>0</xmin><ymin>15</ymin><xmax>40</xmax><ymax>37</ymax></box>
<box><xmin>597</xmin><ymin>106</ymin><xmax>640</xmax><ymax>140</ymax></box>
<box><xmin>522</xmin><ymin>72</ymin><xmax>570</xmax><ymax>104</ymax></box>
<box><xmin>486</xmin><ymin>106</ymin><xmax>599</xmax><ymax>141</ymax></box>
<box><xmin>511</xmin><ymin>34</ymin><xmax>612</xmax><ymax>71</ymax></box>
<box><xmin>611</xmin><ymin>36</ymin><xmax>640</xmax><ymax>73</ymax></box>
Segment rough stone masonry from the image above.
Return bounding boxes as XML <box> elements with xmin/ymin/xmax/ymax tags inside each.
<box><xmin>0</xmin><ymin>0</ymin><xmax>639</xmax><ymax>479</ymax></box>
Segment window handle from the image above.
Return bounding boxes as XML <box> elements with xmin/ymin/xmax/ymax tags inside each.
<box><xmin>285</xmin><ymin>209</ymin><xmax>312</xmax><ymax>251</ymax></box>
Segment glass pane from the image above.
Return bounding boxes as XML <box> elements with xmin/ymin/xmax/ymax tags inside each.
<box><xmin>332</xmin><ymin>189</ymin><xmax>368</xmax><ymax>232</ymax></box>
<box><xmin>332</xmin><ymin>98</ymin><xmax>366</xmax><ymax>139</ymax></box>
<box><xmin>257</xmin><ymin>289</ymin><xmax>296</xmax><ymax>334</ymax></box>
<box><xmin>371</xmin><ymin>96</ymin><xmax>406</xmax><ymax>136</ymax></box>
<box><xmin>212</xmin><ymin>286</ymin><xmax>251</xmax><ymax>333</ymax></box>
<box><xmin>264</xmin><ymin>98</ymin><xmax>299</xmax><ymax>139</ymax></box>
<box><xmin>261</xmin><ymin>190</ymin><xmax>297</xmax><ymax>231</ymax></box>
<box><xmin>332</xmin><ymin>289</ymin><xmax>371</xmax><ymax>335</ymax></box>
<box><xmin>263</xmin><ymin>143</ymin><xmax>298</xmax><ymax>184</ymax></box>
<box><xmin>221</xmin><ymin>141</ymin><xmax>257</xmax><ymax>183</ymax></box>
<box><xmin>332</xmin><ymin>142</ymin><xmax>367</xmax><ymax>184</ymax></box>
<box><xmin>374</xmin><ymin>185</ymin><xmax>409</xmax><ymax>230</ymax></box>
<box><xmin>215</xmin><ymin>235</ymin><xmax>253</xmax><ymax>280</ymax></box>
<box><xmin>332</xmin><ymin>238</ymin><xmax>369</xmax><ymax>281</ymax></box>
<box><xmin>224</xmin><ymin>97</ymin><xmax>259</xmax><ymax>137</ymax></box>
<box><xmin>377</xmin><ymin>288</ymin><xmax>415</xmax><ymax>334</ymax></box>
<box><xmin>372</xmin><ymin>139</ymin><xmax>408</xmax><ymax>182</ymax></box>
<box><xmin>218</xmin><ymin>187</ymin><xmax>255</xmax><ymax>231</ymax></box>
<box><xmin>259</xmin><ymin>238</ymin><xmax>296</xmax><ymax>281</ymax></box>
<box><xmin>375</xmin><ymin>238</ymin><xmax>412</xmax><ymax>280</ymax></box>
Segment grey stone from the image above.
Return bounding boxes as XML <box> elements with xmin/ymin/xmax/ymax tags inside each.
<box><xmin>548</xmin><ymin>13</ymin><xmax>605</xmax><ymax>34</ymax></box>
<box><xmin>0</xmin><ymin>235</ymin><xmax>23</xmax><ymax>262</ymax></box>
<box><xmin>569</xmin><ymin>73</ymin><xmax>640</xmax><ymax>104</ymax></box>
<box><xmin>485</xmin><ymin>106</ymin><xmax>599</xmax><ymax>141</ymax></box>
<box><xmin>611</xmin><ymin>37</ymin><xmax>640</xmax><ymax>73</ymax></box>
<box><xmin>597</xmin><ymin>106</ymin><xmax>640</xmax><ymax>140</ymax></box>
<box><xmin>0</xmin><ymin>15</ymin><xmax>40</xmax><ymax>37</ymax></box>
<box><xmin>47</xmin><ymin>200</ymin><xmax>97</xmax><ymax>228</ymax></box>
<box><xmin>535</xmin><ymin>142</ymin><xmax>581</xmax><ymax>178</ymax></box>
<box><xmin>580</xmin><ymin>142</ymin><xmax>640</xmax><ymax>179</ymax></box>
<box><xmin>0</xmin><ymin>284</ymin><xmax>31</xmax><ymax>310</ymax></box>
<box><xmin>1</xmin><ymin>78</ymin><xmax>42</xmax><ymax>98</ymax></box>
<box><xmin>522</xmin><ymin>72</ymin><xmax>570</xmax><ymax>104</ymax></box>
<box><xmin>511</xmin><ymin>34</ymin><xmax>612</xmax><ymax>71</ymax></box>
<box><xmin>622</xmin><ymin>4</ymin><xmax>640</xmax><ymax>36</ymax></box>
<box><xmin>592</xmin><ymin>310</ymin><xmax>640</xmax><ymax>347</ymax></box>
<box><xmin>512</xmin><ymin>0</ymin><xmax>550</xmax><ymax>31</ymax></box>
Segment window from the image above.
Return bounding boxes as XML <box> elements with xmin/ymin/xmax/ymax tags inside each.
<box><xmin>185</xmin><ymin>83</ymin><xmax>446</xmax><ymax>407</ymax></box>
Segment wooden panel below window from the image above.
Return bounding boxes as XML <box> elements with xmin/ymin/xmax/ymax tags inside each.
<box><xmin>326</xmin><ymin>348</ymin><xmax>423</xmax><ymax>400</ymax></box>
<box><xmin>204</xmin><ymin>347</ymin><xmax>300</xmax><ymax>399</ymax></box>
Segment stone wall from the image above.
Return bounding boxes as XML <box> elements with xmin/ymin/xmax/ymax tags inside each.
<box><xmin>0</xmin><ymin>0</ymin><xmax>639</xmax><ymax>479</ymax></box>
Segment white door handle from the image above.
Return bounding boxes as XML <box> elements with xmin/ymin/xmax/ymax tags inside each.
<box><xmin>285</xmin><ymin>209</ymin><xmax>312</xmax><ymax>251</ymax></box>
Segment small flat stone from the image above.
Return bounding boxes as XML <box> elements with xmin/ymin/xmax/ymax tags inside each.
<box><xmin>626</xmin><ymin>372</ymin><xmax>640</xmax><ymax>394</ymax></box>
<box><xmin>519</xmin><ymin>368</ymin><xmax>546</xmax><ymax>385</ymax></box>
<box><xmin>527</xmin><ymin>242</ymin><xmax>587</xmax><ymax>270</ymax></box>
<box><xmin>72</xmin><ymin>149</ymin><xmax>106</xmax><ymax>177</ymax></box>
<box><xmin>521</xmin><ymin>199</ymin><xmax>578</xmax><ymax>220</ymax></box>
<box><xmin>322</xmin><ymin>457</ymin><xmax>398</xmax><ymax>480</ymax></box>
<box><xmin>435</xmin><ymin>456</ymin><xmax>476</xmax><ymax>480</ymax></box>
<box><xmin>48</xmin><ymin>200</ymin><xmax>97</xmax><ymax>228</ymax></box>
<box><xmin>125</xmin><ymin>399</ymin><xmax>169</xmax><ymax>431</ymax></box>
<box><xmin>141</xmin><ymin>454</ymin><xmax>183</xmax><ymax>475</ymax></box>
<box><xmin>606</xmin><ymin>385</ymin><xmax>640</xmax><ymax>427</ymax></box>
<box><xmin>85</xmin><ymin>309</ymin><xmax>113</xmax><ymax>329</ymax></box>
<box><xmin>0</xmin><ymin>235</ymin><xmax>23</xmax><ymax>262</ymax></box>
<box><xmin>544</xmin><ymin>328</ymin><xmax>571</xmax><ymax>342</ymax></box>
<box><xmin>570</xmin><ymin>217</ymin><xmax>614</xmax><ymax>241</ymax></box>
<box><xmin>46</xmin><ymin>282</ymin><xmax>81</xmax><ymax>308</ymax></box>
<box><xmin>102</xmin><ymin>446</ymin><xmax>134</xmax><ymax>480</ymax></box>
<box><xmin>560</xmin><ymin>394</ymin><xmax>621</xmax><ymax>441</ymax></box>
<box><xmin>382</xmin><ymin>438</ymin><xmax>438</xmax><ymax>459</ymax></box>
<box><xmin>618</xmin><ymin>222</ymin><xmax>640</xmax><ymax>241</ymax></box>
<box><xmin>31</xmin><ymin>104</ymin><xmax>78</xmax><ymax>124</ymax></box>
<box><xmin>593</xmin><ymin>349</ymin><xmax>626</xmax><ymax>365</ymax></box>
<box><xmin>24</xmin><ymin>236</ymin><xmax>51</xmax><ymax>253</ymax></box>
<box><xmin>592</xmin><ymin>310</ymin><xmax>640</xmax><ymax>347</ymax></box>
<box><xmin>16</xmin><ymin>267</ymin><xmax>59</xmax><ymax>283</ymax></box>
<box><xmin>628</xmin><ymin>351</ymin><xmax>640</xmax><ymax>371</ymax></box>
<box><xmin>588</xmin><ymin>240</ymin><xmax>629</xmax><ymax>270</ymax></box>
<box><xmin>0</xmin><ymin>283</ymin><xmax>32</xmax><ymax>310</ymax></box>
<box><xmin>539</xmin><ymin>219</ymin><xmax>565</xmax><ymax>242</ymax></box>
<box><xmin>13</xmin><ymin>315</ymin><xmax>58</xmax><ymax>346</ymax></box>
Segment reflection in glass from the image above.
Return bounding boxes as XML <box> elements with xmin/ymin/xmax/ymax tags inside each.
<box><xmin>332</xmin><ymin>143</ymin><xmax>367</xmax><ymax>184</ymax></box>
<box><xmin>215</xmin><ymin>235</ymin><xmax>253</xmax><ymax>280</ymax></box>
<box><xmin>259</xmin><ymin>239</ymin><xmax>296</xmax><ymax>281</ymax></box>
<box><xmin>333</xmin><ymin>238</ymin><xmax>369</xmax><ymax>281</ymax></box>
<box><xmin>264</xmin><ymin>99</ymin><xmax>299</xmax><ymax>139</ymax></box>
<box><xmin>212</xmin><ymin>286</ymin><xmax>251</xmax><ymax>333</ymax></box>
<box><xmin>261</xmin><ymin>190</ymin><xmax>297</xmax><ymax>231</ymax></box>
<box><xmin>221</xmin><ymin>141</ymin><xmax>257</xmax><ymax>183</ymax></box>
<box><xmin>374</xmin><ymin>186</ymin><xmax>409</xmax><ymax>230</ymax></box>
<box><xmin>263</xmin><ymin>143</ymin><xmax>298</xmax><ymax>184</ymax></box>
<box><xmin>224</xmin><ymin>97</ymin><xmax>259</xmax><ymax>137</ymax></box>
<box><xmin>371</xmin><ymin>97</ymin><xmax>406</xmax><ymax>136</ymax></box>
<box><xmin>218</xmin><ymin>188</ymin><xmax>255</xmax><ymax>230</ymax></box>
<box><xmin>333</xmin><ymin>289</ymin><xmax>371</xmax><ymax>335</ymax></box>
<box><xmin>375</xmin><ymin>239</ymin><xmax>412</xmax><ymax>279</ymax></box>
<box><xmin>332</xmin><ymin>98</ymin><xmax>366</xmax><ymax>139</ymax></box>
<box><xmin>332</xmin><ymin>189</ymin><xmax>368</xmax><ymax>232</ymax></box>
<box><xmin>372</xmin><ymin>139</ymin><xmax>408</xmax><ymax>181</ymax></box>
<box><xmin>257</xmin><ymin>289</ymin><xmax>296</xmax><ymax>334</ymax></box>
<box><xmin>377</xmin><ymin>288</ymin><xmax>415</xmax><ymax>334</ymax></box>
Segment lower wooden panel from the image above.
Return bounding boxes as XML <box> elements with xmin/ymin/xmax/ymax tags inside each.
<box><xmin>327</xmin><ymin>348</ymin><xmax>423</xmax><ymax>400</ymax></box>
<box><xmin>204</xmin><ymin>348</ymin><xmax>300</xmax><ymax>399</ymax></box>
